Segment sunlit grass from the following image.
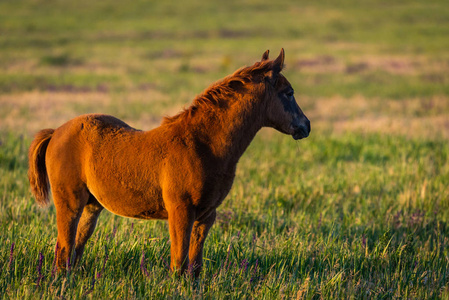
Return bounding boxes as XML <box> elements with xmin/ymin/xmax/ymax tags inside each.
<box><xmin>1</xmin><ymin>131</ymin><xmax>448</xmax><ymax>298</ymax></box>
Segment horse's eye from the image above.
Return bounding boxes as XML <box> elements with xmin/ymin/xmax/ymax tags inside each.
<box><xmin>286</xmin><ymin>91</ymin><xmax>294</xmax><ymax>98</ymax></box>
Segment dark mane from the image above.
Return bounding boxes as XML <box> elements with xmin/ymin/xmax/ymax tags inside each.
<box><xmin>162</xmin><ymin>60</ymin><xmax>273</xmax><ymax>125</ymax></box>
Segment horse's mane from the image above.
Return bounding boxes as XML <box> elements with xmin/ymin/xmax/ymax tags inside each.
<box><xmin>162</xmin><ymin>60</ymin><xmax>273</xmax><ymax>125</ymax></box>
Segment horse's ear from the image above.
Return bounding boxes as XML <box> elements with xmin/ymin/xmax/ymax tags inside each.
<box><xmin>272</xmin><ymin>48</ymin><xmax>285</xmax><ymax>73</ymax></box>
<box><xmin>261</xmin><ymin>50</ymin><xmax>270</xmax><ymax>61</ymax></box>
<box><xmin>265</xmin><ymin>48</ymin><xmax>285</xmax><ymax>86</ymax></box>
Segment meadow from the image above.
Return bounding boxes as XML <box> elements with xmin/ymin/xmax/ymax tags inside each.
<box><xmin>1</xmin><ymin>0</ymin><xmax>449</xmax><ymax>298</ymax></box>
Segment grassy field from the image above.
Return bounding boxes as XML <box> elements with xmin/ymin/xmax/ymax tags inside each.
<box><xmin>1</xmin><ymin>0</ymin><xmax>449</xmax><ymax>298</ymax></box>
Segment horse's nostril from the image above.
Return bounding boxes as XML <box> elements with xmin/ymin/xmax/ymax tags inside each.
<box><xmin>293</xmin><ymin>119</ymin><xmax>310</xmax><ymax>133</ymax></box>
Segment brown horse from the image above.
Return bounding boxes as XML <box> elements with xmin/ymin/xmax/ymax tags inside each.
<box><xmin>28</xmin><ymin>49</ymin><xmax>310</xmax><ymax>276</ymax></box>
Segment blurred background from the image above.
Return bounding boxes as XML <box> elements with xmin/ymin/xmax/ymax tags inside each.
<box><xmin>1</xmin><ymin>0</ymin><xmax>448</xmax><ymax>138</ymax></box>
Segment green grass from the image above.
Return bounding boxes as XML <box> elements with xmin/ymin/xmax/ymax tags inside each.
<box><xmin>1</xmin><ymin>0</ymin><xmax>449</xmax><ymax>298</ymax></box>
<box><xmin>1</xmin><ymin>132</ymin><xmax>448</xmax><ymax>298</ymax></box>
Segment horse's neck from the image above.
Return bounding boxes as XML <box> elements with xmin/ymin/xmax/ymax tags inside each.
<box><xmin>200</xmin><ymin>99</ymin><xmax>263</xmax><ymax>165</ymax></box>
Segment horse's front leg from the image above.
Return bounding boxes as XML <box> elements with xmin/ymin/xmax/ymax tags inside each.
<box><xmin>166</xmin><ymin>202</ymin><xmax>195</xmax><ymax>275</ymax></box>
<box><xmin>189</xmin><ymin>210</ymin><xmax>216</xmax><ymax>277</ymax></box>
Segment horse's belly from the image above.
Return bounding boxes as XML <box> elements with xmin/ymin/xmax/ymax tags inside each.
<box><xmin>88</xmin><ymin>182</ymin><xmax>168</xmax><ymax>220</ymax></box>
<box><xmin>129</xmin><ymin>201</ymin><xmax>168</xmax><ymax>220</ymax></box>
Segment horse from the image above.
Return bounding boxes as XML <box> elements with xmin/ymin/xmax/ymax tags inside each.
<box><xmin>28</xmin><ymin>49</ymin><xmax>310</xmax><ymax>277</ymax></box>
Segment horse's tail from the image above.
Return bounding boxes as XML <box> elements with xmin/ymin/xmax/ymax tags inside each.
<box><xmin>28</xmin><ymin>129</ymin><xmax>54</xmax><ymax>206</ymax></box>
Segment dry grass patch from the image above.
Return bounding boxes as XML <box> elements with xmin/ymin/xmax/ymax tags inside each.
<box><xmin>0</xmin><ymin>91</ymin><xmax>113</xmax><ymax>134</ymax></box>
<box><xmin>305</xmin><ymin>96</ymin><xmax>449</xmax><ymax>139</ymax></box>
<box><xmin>293</xmin><ymin>55</ymin><xmax>448</xmax><ymax>75</ymax></box>
<box><xmin>0</xmin><ymin>90</ymin><xmax>170</xmax><ymax>136</ymax></box>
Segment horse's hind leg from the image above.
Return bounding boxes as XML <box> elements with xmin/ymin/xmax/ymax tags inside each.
<box><xmin>53</xmin><ymin>187</ymin><xmax>89</xmax><ymax>269</ymax></box>
<box><xmin>74</xmin><ymin>194</ymin><xmax>103</xmax><ymax>265</ymax></box>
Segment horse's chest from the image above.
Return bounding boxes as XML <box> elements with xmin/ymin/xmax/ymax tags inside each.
<box><xmin>202</xmin><ymin>172</ymin><xmax>235</xmax><ymax>208</ymax></box>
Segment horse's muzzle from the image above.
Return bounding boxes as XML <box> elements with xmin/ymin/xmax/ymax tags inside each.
<box><xmin>292</xmin><ymin>119</ymin><xmax>310</xmax><ymax>140</ymax></box>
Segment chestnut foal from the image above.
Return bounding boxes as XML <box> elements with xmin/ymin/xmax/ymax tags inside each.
<box><xmin>28</xmin><ymin>49</ymin><xmax>310</xmax><ymax>276</ymax></box>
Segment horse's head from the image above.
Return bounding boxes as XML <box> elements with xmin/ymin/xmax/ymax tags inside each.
<box><xmin>260</xmin><ymin>49</ymin><xmax>310</xmax><ymax>140</ymax></box>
